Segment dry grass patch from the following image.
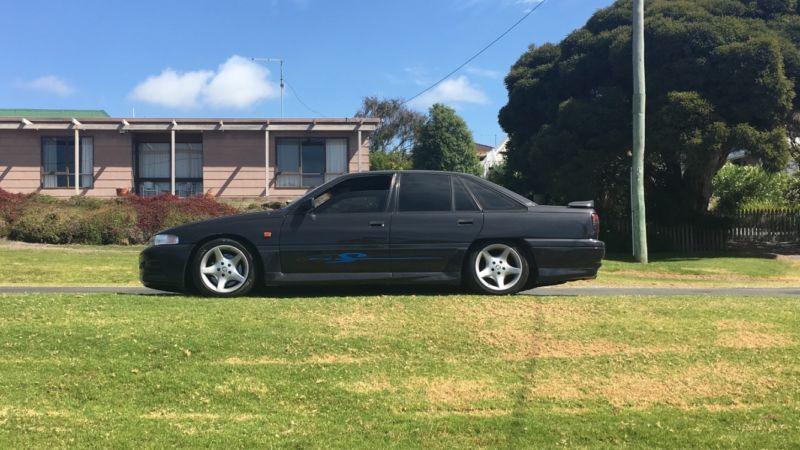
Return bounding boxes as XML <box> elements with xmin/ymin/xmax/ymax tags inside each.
<box><xmin>412</xmin><ymin>377</ymin><xmax>505</xmax><ymax>409</ymax></box>
<box><xmin>142</xmin><ymin>410</ymin><xmax>264</xmax><ymax>422</ymax></box>
<box><xmin>480</xmin><ymin>328</ymin><xmax>687</xmax><ymax>360</ymax></box>
<box><xmin>342</xmin><ymin>375</ymin><xmax>395</xmax><ymax>394</ymax></box>
<box><xmin>715</xmin><ymin>320</ymin><xmax>794</xmax><ymax>349</ymax></box>
<box><xmin>531</xmin><ymin>362</ymin><xmax>775</xmax><ymax>409</ymax></box>
<box><xmin>220</xmin><ymin>354</ymin><xmax>367</xmax><ymax>366</ymax></box>
<box><xmin>214</xmin><ymin>376</ymin><xmax>270</xmax><ymax>396</ymax></box>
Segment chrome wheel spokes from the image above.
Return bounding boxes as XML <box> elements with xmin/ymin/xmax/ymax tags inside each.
<box><xmin>475</xmin><ymin>243</ymin><xmax>523</xmax><ymax>292</ymax></box>
<box><xmin>199</xmin><ymin>245</ymin><xmax>249</xmax><ymax>294</ymax></box>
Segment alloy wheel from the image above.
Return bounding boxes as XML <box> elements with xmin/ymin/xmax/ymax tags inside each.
<box><xmin>474</xmin><ymin>243</ymin><xmax>523</xmax><ymax>292</ymax></box>
<box><xmin>199</xmin><ymin>245</ymin><xmax>250</xmax><ymax>294</ymax></box>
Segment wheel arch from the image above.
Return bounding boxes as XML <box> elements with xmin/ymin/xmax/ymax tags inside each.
<box><xmin>184</xmin><ymin>234</ymin><xmax>264</xmax><ymax>292</ymax></box>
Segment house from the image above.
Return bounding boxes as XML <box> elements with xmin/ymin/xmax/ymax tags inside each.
<box><xmin>481</xmin><ymin>138</ymin><xmax>508</xmax><ymax>178</ymax></box>
<box><xmin>475</xmin><ymin>143</ymin><xmax>493</xmax><ymax>162</ymax></box>
<box><xmin>0</xmin><ymin>109</ymin><xmax>378</xmax><ymax>201</ymax></box>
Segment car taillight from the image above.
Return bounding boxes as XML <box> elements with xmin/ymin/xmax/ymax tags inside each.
<box><xmin>591</xmin><ymin>212</ymin><xmax>600</xmax><ymax>239</ymax></box>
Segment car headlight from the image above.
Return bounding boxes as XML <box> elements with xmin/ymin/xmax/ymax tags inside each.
<box><xmin>150</xmin><ymin>234</ymin><xmax>180</xmax><ymax>246</ymax></box>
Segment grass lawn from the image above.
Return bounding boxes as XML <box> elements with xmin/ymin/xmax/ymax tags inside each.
<box><xmin>0</xmin><ymin>292</ymin><xmax>798</xmax><ymax>447</ymax></box>
<box><xmin>0</xmin><ymin>241</ymin><xmax>142</xmax><ymax>286</ymax></box>
<box><xmin>2</xmin><ymin>240</ymin><xmax>799</xmax><ymax>288</ymax></box>
<box><xmin>583</xmin><ymin>252</ymin><xmax>800</xmax><ymax>287</ymax></box>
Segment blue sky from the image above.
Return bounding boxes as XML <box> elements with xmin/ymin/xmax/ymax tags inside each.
<box><xmin>0</xmin><ymin>0</ymin><xmax>613</xmax><ymax>146</ymax></box>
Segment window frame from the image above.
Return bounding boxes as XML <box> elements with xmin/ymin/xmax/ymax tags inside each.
<box><xmin>394</xmin><ymin>172</ymin><xmax>455</xmax><ymax>214</ymax></box>
<box><xmin>452</xmin><ymin>175</ymin><xmax>480</xmax><ymax>212</ymax></box>
<box><xmin>307</xmin><ymin>173</ymin><xmax>396</xmax><ymax>215</ymax></box>
<box><xmin>133</xmin><ymin>134</ymin><xmax>203</xmax><ymax>197</ymax></box>
<box><xmin>458</xmin><ymin>175</ymin><xmax>528</xmax><ymax>212</ymax></box>
<box><xmin>275</xmin><ymin>137</ymin><xmax>350</xmax><ymax>189</ymax></box>
<box><xmin>40</xmin><ymin>136</ymin><xmax>94</xmax><ymax>189</ymax></box>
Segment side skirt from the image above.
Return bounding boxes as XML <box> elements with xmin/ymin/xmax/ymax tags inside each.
<box><xmin>264</xmin><ymin>272</ymin><xmax>461</xmax><ymax>286</ymax></box>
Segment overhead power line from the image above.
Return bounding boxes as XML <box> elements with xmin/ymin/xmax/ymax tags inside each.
<box><xmin>402</xmin><ymin>0</ymin><xmax>549</xmax><ymax>105</ymax></box>
<box><xmin>285</xmin><ymin>79</ymin><xmax>327</xmax><ymax>118</ymax></box>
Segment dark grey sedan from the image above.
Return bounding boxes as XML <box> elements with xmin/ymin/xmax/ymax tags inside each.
<box><xmin>140</xmin><ymin>171</ymin><xmax>604</xmax><ymax>297</ymax></box>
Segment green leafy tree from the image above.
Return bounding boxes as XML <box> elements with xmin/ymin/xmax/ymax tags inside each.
<box><xmin>412</xmin><ymin>104</ymin><xmax>481</xmax><ymax>175</ymax></box>
<box><xmin>356</xmin><ymin>97</ymin><xmax>425</xmax><ymax>154</ymax></box>
<box><xmin>711</xmin><ymin>162</ymin><xmax>792</xmax><ymax>214</ymax></box>
<box><xmin>499</xmin><ymin>0</ymin><xmax>797</xmax><ymax>220</ymax></box>
<box><xmin>369</xmin><ymin>149</ymin><xmax>412</xmax><ymax>170</ymax></box>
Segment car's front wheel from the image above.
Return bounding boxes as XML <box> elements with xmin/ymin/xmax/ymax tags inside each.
<box><xmin>192</xmin><ymin>238</ymin><xmax>256</xmax><ymax>297</ymax></box>
<box><xmin>466</xmin><ymin>241</ymin><xmax>529</xmax><ymax>295</ymax></box>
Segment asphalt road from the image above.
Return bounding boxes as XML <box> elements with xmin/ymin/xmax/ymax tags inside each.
<box><xmin>0</xmin><ymin>285</ymin><xmax>798</xmax><ymax>297</ymax></box>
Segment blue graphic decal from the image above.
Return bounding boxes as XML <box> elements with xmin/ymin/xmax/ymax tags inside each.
<box><xmin>308</xmin><ymin>252</ymin><xmax>438</xmax><ymax>264</ymax></box>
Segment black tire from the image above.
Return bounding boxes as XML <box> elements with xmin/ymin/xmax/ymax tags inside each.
<box><xmin>192</xmin><ymin>238</ymin><xmax>256</xmax><ymax>297</ymax></box>
<box><xmin>465</xmin><ymin>241</ymin><xmax>530</xmax><ymax>295</ymax></box>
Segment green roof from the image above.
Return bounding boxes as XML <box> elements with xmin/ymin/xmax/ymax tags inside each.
<box><xmin>0</xmin><ymin>108</ymin><xmax>110</xmax><ymax>118</ymax></box>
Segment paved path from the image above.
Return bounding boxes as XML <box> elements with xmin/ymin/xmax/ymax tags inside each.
<box><xmin>0</xmin><ymin>285</ymin><xmax>798</xmax><ymax>297</ymax></box>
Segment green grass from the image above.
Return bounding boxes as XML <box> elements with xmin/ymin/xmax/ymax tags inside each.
<box><xmin>0</xmin><ymin>242</ymin><xmax>141</xmax><ymax>286</ymax></box>
<box><xmin>1</xmin><ymin>292</ymin><xmax>799</xmax><ymax>448</ymax></box>
<box><xmin>1</xmin><ymin>241</ymin><xmax>798</xmax><ymax>287</ymax></box>
<box><xmin>588</xmin><ymin>252</ymin><xmax>800</xmax><ymax>287</ymax></box>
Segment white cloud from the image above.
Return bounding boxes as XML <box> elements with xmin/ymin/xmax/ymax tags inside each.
<box><xmin>408</xmin><ymin>75</ymin><xmax>488</xmax><ymax>109</ymax></box>
<box><xmin>131</xmin><ymin>69</ymin><xmax>212</xmax><ymax>108</ymax></box>
<box><xmin>19</xmin><ymin>75</ymin><xmax>74</xmax><ymax>97</ymax></box>
<box><xmin>130</xmin><ymin>55</ymin><xmax>279</xmax><ymax>109</ymax></box>
<box><xmin>465</xmin><ymin>66</ymin><xmax>503</xmax><ymax>79</ymax></box>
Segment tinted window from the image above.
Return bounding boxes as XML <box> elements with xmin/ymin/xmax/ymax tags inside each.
<box><xmin>399</xmin><ymin>173</ymin><xmax>452</xmax><ymax>212</ymax></box>
<box><xmin>313</xmin><ymin>175</ymin><xmax>391</xmax><ymax>214</ymax></box>
<box><xmin>453</xmin><ymin>177</ymin><xmax>479</xmax><ymax>211</ymax></box>
<box><xmin>462</xmin><ymin>177</ymin><xmax>525</xmax><ymax>211</ymax></box>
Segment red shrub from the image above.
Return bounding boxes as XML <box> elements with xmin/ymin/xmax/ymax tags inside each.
<box><xmin>124</xmin><ymin>194</ymin><xmax>236</xmax><ymax>236</ymax></box>
<box><xmin>0</xmin><ymin>188</ymin><xmax>29</xmax><ymax>222</ymax></box>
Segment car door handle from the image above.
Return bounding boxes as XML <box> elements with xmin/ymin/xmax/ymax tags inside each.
<box><xmin>369</xmin><ymin>221</ymin><xmax>385</xmax><ymax>227</ymax></box>
<box><xmin>458</xmin><ymin>219</ymin><xmax>474</xmax><ymax>225</ymax></box>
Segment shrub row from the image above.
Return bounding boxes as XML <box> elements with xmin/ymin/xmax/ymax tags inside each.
<box><xmin>0</xmin><ymin>190</ymin><xmax>259</xmax><ymax>245</ymax></box>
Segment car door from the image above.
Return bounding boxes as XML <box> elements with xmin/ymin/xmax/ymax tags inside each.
<box><xmin>279</xmin><ymin>174</ymin><xmax>395</xmax><ymax>274</ymax></box>
<box><xmin>390</xmin><ymin>173</ymin><xmax>484</xmax><ymax>274</ymax></box>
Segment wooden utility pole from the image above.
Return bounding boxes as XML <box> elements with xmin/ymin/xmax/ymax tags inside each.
<box><xmin>631</xmin><ymin>0</ymin><xmax>648</xmax><ymax>263</ymax></box>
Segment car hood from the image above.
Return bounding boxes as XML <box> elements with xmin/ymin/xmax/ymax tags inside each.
<box><xmin>159</xmin><ymin>208</ymin><xmax>288</xmax><ymax>237</ymax></box>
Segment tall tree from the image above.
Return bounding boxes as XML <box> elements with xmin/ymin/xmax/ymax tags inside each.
<box><xmin>356</xmin><ymin>97</ymin><xmax>426</xmax><ymax>154</ymax></box>
<box><xmin>499</xmin><ymin>0</ymin><xmax>796</xmax><ymax>220</ymax></box>
<box><xmin>412</xmin><ymin>104</ymin><xmax>482</xmax><ymax>175</ymax></box>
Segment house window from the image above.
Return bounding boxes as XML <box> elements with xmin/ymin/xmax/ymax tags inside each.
<box><xmin>135</xmin><ymin>139</ymin><xmax>203</xmax><ymax>197</ymax></box>
<box><xmin>276</xmin><ymin>138</ymin><xmax>348</xmax><ymax>188</ymax></box>
<box><xmin>41</xmin><ymin>137</ymin><xmax>94</xmax><ymax>189</ymax></box>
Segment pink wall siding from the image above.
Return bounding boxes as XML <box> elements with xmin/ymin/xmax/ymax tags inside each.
<box><xmin>0</xmin><ymin>130</ymin><xmax>132</xmax><ymax>197</ymax></box>
<box><xmin>204</xmin><ymin>129</ymin><xmax>371</xmax><ymax>200</ymax></box>
<box><xmin>0</xmin><ymin>128</ymin><xmax>370</xmax><ymax>199</ymax></box>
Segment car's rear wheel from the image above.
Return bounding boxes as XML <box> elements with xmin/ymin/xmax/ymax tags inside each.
<box><xmin>466</xmin><ymin>241</ymin><xmax>529</xmax><ymax>295</ymax></box>
<box><xmin>192</xmin><ymin>238</ymin><xmax>255</xmax><ymax>297</ymax></box>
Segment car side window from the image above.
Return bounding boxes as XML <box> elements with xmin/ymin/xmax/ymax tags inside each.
<box><xmin>453</xmin><ymin>177</ymin><xmax>479</xmax><ymax>211</ymax></box>
<box><xmin>462</xmin><ymin>177</ymin><xmax>525</xmax><ymax>211</ymax></box>
<box><xmin>313</xmin><ymin>175</ymin><xmax>392</xmax><ymax>214</ymax></box>
<box><xmin>398</xmin><ymin>173</ymin><xmax>452</xmax><ymax>212</ymax></box>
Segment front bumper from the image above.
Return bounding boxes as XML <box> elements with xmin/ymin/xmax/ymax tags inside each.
<box><xmin>139</xmin><ymin>244</ymin><xmax>193</xmax><ymax>292</ymax></box>
<box><xmin>525</xmin><ymin>239</ymin><xmax>605</xmax><ymax>286</ymax></box>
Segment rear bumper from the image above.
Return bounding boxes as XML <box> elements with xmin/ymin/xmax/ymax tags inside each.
<box><xmin>139</xmin><ymin>244</ymin><xmax>192</xmax><ymax>292</ymax></box>
<box><xmin>525</xmin><ymin>239</ymin><xmax>605</xmax><ymax>286</ymax></box>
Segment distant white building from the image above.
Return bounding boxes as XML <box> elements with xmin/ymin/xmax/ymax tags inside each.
<box><xmin>481</xmin><ymin>138</ymin><xmax>508</xmax><ymax>178</ymax></box>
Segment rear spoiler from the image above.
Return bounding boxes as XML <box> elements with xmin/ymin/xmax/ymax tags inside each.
<box><xmin>567</xmin><ymin>200</ymin><xmax>595</xmax><ymax>209</ymax></box>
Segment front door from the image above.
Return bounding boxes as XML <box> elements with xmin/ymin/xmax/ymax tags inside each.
<box><xmin>279</xmin><ymin>174</ymin><xmax>395</xmax><ymax>273</ymax></box>
<box><xmin>390</xmin><ymin>173</ymin><xmax>483</xmax><ymax>274</ymax></box>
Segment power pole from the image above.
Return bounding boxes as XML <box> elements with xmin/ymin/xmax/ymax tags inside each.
<box><xmin>251</xmin><ymin>57</ymin><xmax>285</xmax><ymax>117</ymax></box>
<box><xmin>631</xmin><ymin>0</ymin><xmax>648</xmax><ymax>263</ymax></box>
